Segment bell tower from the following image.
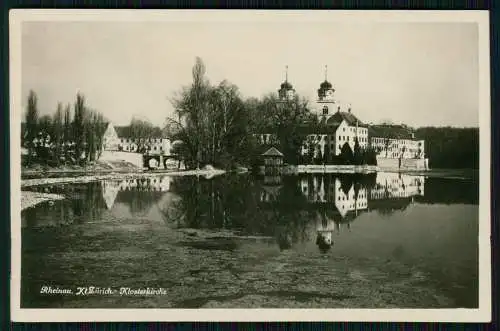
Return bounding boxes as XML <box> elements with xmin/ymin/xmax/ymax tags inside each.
<box><xmin>316</xmin><ymin>65</ymin><xmax>336</xmax><ymax>117</ymax></box>
<box><xmin>278</xmin><ymin>65</ymin><xmax>295</xmax><ymax>101</ymax></box>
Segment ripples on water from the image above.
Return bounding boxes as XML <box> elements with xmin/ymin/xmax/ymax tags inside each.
<box><xmin>20</xmin><ymin>172</ymin><xmax>479</xmax><ymax>309</ymax></box>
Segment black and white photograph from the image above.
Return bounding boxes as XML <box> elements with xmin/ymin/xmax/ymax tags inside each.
<box><xmin>10</xmin><ymin>10</ymin><xmax>491</xmax><ymax>322</ymax></box>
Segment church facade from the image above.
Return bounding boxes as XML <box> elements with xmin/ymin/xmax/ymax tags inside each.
<box><xmin>255</xmin><ymin>66</ymin><xmax>426</xmax><ymax>165</ymax></box>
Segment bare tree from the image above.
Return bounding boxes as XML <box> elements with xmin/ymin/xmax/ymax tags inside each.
<box><xmin>25</xmin><ymin>90</ymin><xmax>39</xmax><ymax>165</ymax></box>
<box><xmin>73</xmin><ymin>93</ymin><xmax>87</xmax><ymax>163</ymax></box>
<box><xmin>52</xmin><ymin>103</ymin><xmax>64</xmax><ymax>165</ymax></box>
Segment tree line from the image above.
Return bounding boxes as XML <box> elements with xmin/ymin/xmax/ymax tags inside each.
<box><xmin>23</xmin><ymin>57</ymin><xmax>479</xmax><ymax>171</ymax></box>
<box><xmin>23</xmin><ymin>90</ymin><xmax>107</xmax><ymax>167</ymax></box>
<box><xmin>414</xmin><ymin>127</ymin><xmax>479</xmax><ymax>169</ymax></box>
<box><xmin>167</xmin><ymin>57</ymin><xmax>379</xmax><ymax>170</ymax></box>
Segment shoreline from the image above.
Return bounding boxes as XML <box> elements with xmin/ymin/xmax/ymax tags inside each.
<box><xmin>21</xmin><ymin>169</ymin><xmax>227</xmax><ymax>188</ymax></box>
<box><xmin>380</xmin><ymin>168</ymin><xmax>479</xmax><ymax>180</ymax></box>
<box><xmin>21</xmin><ymin>191</ymin><xmax>66</xmax><ymax>211</ymax></box>
<box><xmin>20</xmin><ymin>167</ymin><xmax>478</xmax><ymax>189</ymax></box>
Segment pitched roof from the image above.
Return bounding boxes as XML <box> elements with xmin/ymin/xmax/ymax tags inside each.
<box><xmin>114</xmin><ymin>126</ymin><xmax>132</xmax><ymax>137</ymax></box>
<box><xmin>326</xmin><ymin>112</ymin><xmax>367</xmax><ymax>127</ymax></box>
<box><xmin>296</xmin><ymin>122</ymin><xmax>339</xmax><ymax>134</ymax></box>
<box><xmin>368</xmin><ymin>124</ymin><xmax>415</xmax><ymax>140</ymax></box>
<box><xmin>113</xmin><ymin>125</ymin><xmax>165</xmax><ymax>138</ymax></box>
<box><xmin>262</xmin><ymin>147</ymin><xmax>284</xmax><ymax>157</ymax></box>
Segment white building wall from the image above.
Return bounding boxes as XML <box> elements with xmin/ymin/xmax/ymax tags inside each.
<box><xmin>102</xmin><ymin>123</ymin><xmax>121</xmax><ymax>151</ymax></box>
<box><xmin>370</xmin><ymin>137</ymin><xmax>425</xmax><ymax>159</ymax></box>
<box><xmin>334</xmin><ymin>121</ymin><xmax>369</xmax><ymax>155</ymax></box>
<box><xmin>118</xmin><ymin>137</ymin><xmax>171</xmax><ymax>155</ymax></box>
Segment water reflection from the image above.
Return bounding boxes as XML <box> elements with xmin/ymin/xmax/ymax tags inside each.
<box><xmin>22</xmin><ymin>172</ymin><xmax>479</xmax><ymax>253</ymax></box>
<box><xmin>21</xmin><ymin>172</ymin><xmax>480</xmax><ymax>308</ymax></box>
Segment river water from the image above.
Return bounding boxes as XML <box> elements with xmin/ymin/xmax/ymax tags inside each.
<box><xmin>20</xmin><ymin>172</ymin><xmax>479</xmax><ymax>308</ymax></box>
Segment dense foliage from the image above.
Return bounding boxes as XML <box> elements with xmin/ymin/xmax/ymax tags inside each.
<box><xmin>23</xmin><ymin>57</ymin><xmax>479</xmax><ymax>171</ymax></box>
<box><xmin>415</xmin><ymin>127</ymin><xmax>479</xmax><ymax>169</ymax></box>
<box><xmin>167</xmin><ymin>57</ymin><xmax>259</xmax><ymax>170</ymax></box>
<box><xmin>22</xmin><ymin>91</ymin><xmax>106</xmax><ymax>167</ymax></box>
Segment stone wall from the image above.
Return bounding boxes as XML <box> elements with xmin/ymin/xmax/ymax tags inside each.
<box><xmin>295</xmin><ymin>164</ymin><xmax>377</xmax><ymax>174</ymax></box>
<box><xmin>376</xmin><ymin>157</ymin><xmax>428</xmax><ymax>171</ymax></box>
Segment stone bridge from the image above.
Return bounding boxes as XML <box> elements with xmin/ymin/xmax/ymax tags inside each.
<box><xmin>143</xmin><ymin>154</ymin><xmax>178</xmax><ymax>170</ymax></box>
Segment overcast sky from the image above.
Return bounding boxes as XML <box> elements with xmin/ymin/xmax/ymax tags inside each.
<box><xmin>21</xmin><ymin>19</ymin><xmax>479</xmax><ymax>127</ymax></box>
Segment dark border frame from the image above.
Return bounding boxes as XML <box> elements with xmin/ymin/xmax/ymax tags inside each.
<box><xmin>1</xmin><ymin>1</ymin><xmax>497</xmax><ymax>329</ymax></box>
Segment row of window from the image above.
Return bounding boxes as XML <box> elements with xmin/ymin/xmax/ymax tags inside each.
<box><xmin>120</xmin><ymin>138</ymin><xmax>167</xmax><ymax>144</ymax></box>
<box><xmin>120</xmin><ymin>145</ymin><xmax>164</xmax><ymax>151</ymax></box>
<box><xmin>371</xmin><ymin>137</ymin><xmax>421</xmax><ymax>145</ymax></box>
<box><xmin>342</xmin><ymin>127</ymin><xmax>368</xmax><ymax>135</ymax></box>
<box><xmin>338</xmin><ymin>135</ymin><xmax>368</xmax><ymax>143</ymax></box>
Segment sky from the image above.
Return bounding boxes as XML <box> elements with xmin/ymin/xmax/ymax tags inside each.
<box><xmin>21</xmin><ymin>19</ymin><xmax>479</xmax><ymax>127</ymax></box>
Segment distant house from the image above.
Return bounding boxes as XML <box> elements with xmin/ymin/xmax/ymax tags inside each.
<box><xmin>369</xmin><ymin>124</ymin><xmax>425</xmax><ymax>159</ymax></box>
<box><xmin>102</xmin><ymin>123</ymin><xmax>171</xmax><ymax>156</ymax></box>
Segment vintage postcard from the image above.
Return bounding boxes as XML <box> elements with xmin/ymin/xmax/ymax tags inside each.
<box><xmin>10</xmin><ymin>10</ymin><xmax>491</xmax><ymax>322</ymax></box>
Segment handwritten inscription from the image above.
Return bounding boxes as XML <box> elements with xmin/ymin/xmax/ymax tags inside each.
<box><xmin>40</xmin><ymin>286</ymin><xmax>168</xmax><ymax>296</ymax></box>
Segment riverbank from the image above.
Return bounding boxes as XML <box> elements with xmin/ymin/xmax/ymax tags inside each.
<box><xmin>387</xmin><ymin>168</ymin><xmax>479</xmax><ymax>180</ymax></box>
<box><xmin>21</xmin><ymin>191</ymin><xmax>66</xmax><ymax>210</ymax></box>
<box><xmin>21</xmin><ymin>169</ymin><xmax>226</xmax><ymax>188</ymax></box>
<box><xmin>21</xmin><ymin>160</ymin><xmax>141</xmax><ymax>179</ymax></box>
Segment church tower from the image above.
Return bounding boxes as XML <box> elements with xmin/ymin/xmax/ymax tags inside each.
<box><xmin>278</xmin><ymin>65</ymin><xmax>295</xmax><ymax>101</ymax></box>
<box><xmin>316</xmin><ymin>65</ymin><xmax>338</xmax><ymax>118</ymax></box>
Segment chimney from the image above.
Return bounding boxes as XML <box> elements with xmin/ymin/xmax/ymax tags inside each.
<box><xmin>348</xmin><ymin>107</ymin><xmax>351</xmax><ymax>113</ymax></box>
<box><xmin>337</xmin><ymin>106</ymin><xmax>340</xmax><ymax>113</ymax></box>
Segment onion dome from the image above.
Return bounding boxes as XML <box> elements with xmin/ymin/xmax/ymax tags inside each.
<box><xmin>280</xmin><ymin>81</ymin><xmax>294</xmax><ymax>90</ymax></box>
<box><xmin>318</xmin><ymin>65</ymin><xmax>335</xmax><ymax>99</ymax></box>
<box><xmin>278</xmin><ymin>66</ymin><xmax>295</xmax><ymax>99</ymax></box>
<box><xmin>317</xmin><ymin>80</ymin><xmax>334</xmax><ymax>99</ymax></box>
<box><xmin>320</xmin><ymin>80</ymin><xmax>332</xmax><ymax>90</ymax></box>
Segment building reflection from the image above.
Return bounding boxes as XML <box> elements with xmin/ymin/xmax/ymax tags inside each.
<box><xmin>258</xmin><ymin>172</ymin><xmax>425</xmax><ymax>252</ymax></box>
<box><xmin>101</xmin><ymin>176</ymin><xmax>172</xmax><ymax>211</ymax></box>
<box><xmin>22</xmin><ymin>172</ymin><xmax>426</xmax><ymax>255</ymax></box>
<box><xmin>22</xmin><ymin>176</ymin><xmax>174</xmax><ymax>228</ymax></box>
<box><xmin>369</xmin><ymin>172</ymin><xmax>425</xmax><ymax>215</ymax></box>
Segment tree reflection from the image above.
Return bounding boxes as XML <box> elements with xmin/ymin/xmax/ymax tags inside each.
<box><xmin>22</xmin><ymin>182</ymin><xmax>107</xmax><ymax>228</ymax></box>
<box><xmin>161</xmin><ymin>171</ymin><xmax>431</xmax><ymax>252</ymax></box>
